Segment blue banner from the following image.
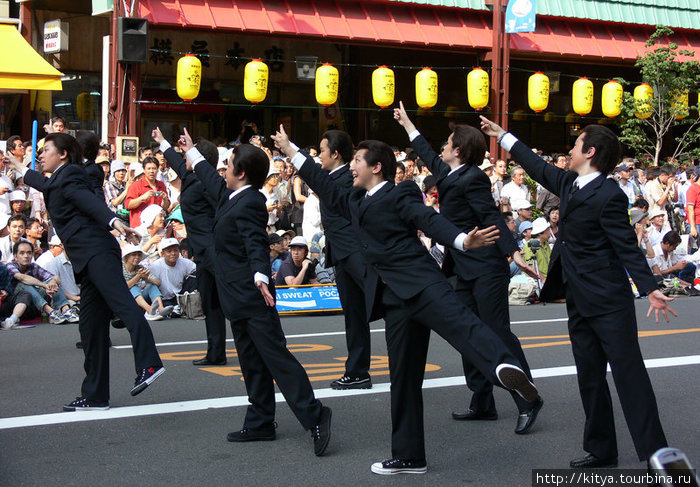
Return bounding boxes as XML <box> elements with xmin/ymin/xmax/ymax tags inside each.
<box><xmin>276</xmin><ymin>284</ymin><xmax>343</xmax><ymax>315</ymax></box>
<box><xmin>505</xmin><ymin>0</ymin><xmax>536</xmax><ymax>34</ymax></box>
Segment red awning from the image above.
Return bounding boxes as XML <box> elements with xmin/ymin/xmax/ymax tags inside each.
<box><xmin>137</xmin><ymin>0</ymin><xmax>700</xmax><ymax>61</ymax></box>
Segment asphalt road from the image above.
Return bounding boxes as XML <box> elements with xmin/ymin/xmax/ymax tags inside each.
<box><xmin>1</xmin><ymin>298</ymin><xmax>698</xmax><ymax>487</ymax></box>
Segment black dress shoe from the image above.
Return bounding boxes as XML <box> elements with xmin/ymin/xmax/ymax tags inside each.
<box><xmin>311</xmin><ymin>406</ymin><xmax>332</xmax><ymax>456</ymax></box>
<box><xmin>515</xmin><ymin>396</ymin><xmax>544</xmax><ymax>435</ymax></box>
<box><xmin>569</xmin><ymin>453</ymin><xmax>618</xmax><ymax>468</ymax></box>
<box><xmin>451</xmin><ymin>408</ymin><xmax>498</xmax><ymax>421</ymax></box>
<box><xmin>192</xmin><ymin>357</ymin><xmax>227</xmax><ymax>366</ymax></box>
<box><xmin>227</xmin><ymin>426</ymin><xmax>276</xmax><ymax>442</ymax></box>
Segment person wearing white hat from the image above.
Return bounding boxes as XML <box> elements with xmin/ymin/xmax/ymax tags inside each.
<box><xmin>216</xmin><ymin>160</ymin><xmax>227</xmax><ymax>178</ymax></box>
<box><xmin>104</xmin><ymin>159</ymin><xmax>132</xmax><ymax>213</ymax></box>
<box><xmin>522</xmin><ymin>217</ymin><xmax>552</xmax><ymax>281</ymax></box>
<box><xmin>647</xmin><ymin>207</ymin><xmax>670</xmax><ymax>247</ymax></box>
<box><xmin>261</xmin><ymin>167</ymin><xmax>282</xmax><ymax>229</ymax></box>
<box><xmin>36</xmin><ymin>234</ymin><xmax>82</xmax><ymax>309</ymax></box>
<box><xmin>275</xmin><ymin>236</ymin><xmax>320</xmax><ymax>286</ymax></box>
<box><xmin>511</xmin><ymin>199</ymin><xmax>533</xmax><ymax>239</ymax></box>
<box><xmin>9</xmin><ymin>190</ymin><xmax>28</xmax><ymax>219</ymax></box>
<box><xmin>121</xmin><ymin>244</ymin><xmax>172</xmax><ymax>321</ymax></box>
<box><xmin>149</xmin><ymin>238</ymin><xmax>196</xmax><ymax>314</ymax></box>
<box><xmin>134</xmin><ymin>204</ymin><xmax>166</xmax><ymax>263</ymax></box>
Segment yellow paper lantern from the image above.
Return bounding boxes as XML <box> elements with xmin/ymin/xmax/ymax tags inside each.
<box><xmin>634</xmin><ymin>83</ymin><xmax>654</xmax><ymax>119</ymax></box>
<box><xmin>528</xmin><ymin>72</ymin><xmax>549</xmax><ymax>113</ymax></box>
<box><xmin>467</xmin><ymin>67</ymin><xmax>489</xmax><ymax>111</ymax></box>
<box><xmin>415</xmin><ymin>67</ymin><xmax>438</xmax><ymax>109</ymax></box>
<box><xmin>512</xmin><ymin>109</ymin><xmax>527</xmax><ymax>121</ymax></box>
<box><xmin>372</xmin><ymin>65</ymin><xmax>395</xmax><ymax>108</ymax></box>
<box><xmin>244</xmin><ymin>59</ymin><xmax>269</xmax><ymax>104</ymax></box>
<box><xmin>572</xmin><ymin>77</ymin><xmax>594</xmax><ymax>116</ymax></box>
<box><xmin>76</xmin><ymin>92</ymin><xmax>93</xmax><ymax>121</ymax></box>
<box><xmin>601</xmin><ymin>80</ymin><xmax>623</xmax><ymax>118</ymax></box>
<box><xmin>176</xmin><ymin>54</ymin><xmax>202</xmax><ymax>102</ymax></box>
<box><xmin>315</xmin><ymin>63</ymin><xmax>339</xmax><ymax>107</ymax></box>
<box><xmin>671</xmin><ymin>90</ymin><xmax>689</xmax><ymax>120</ymax></box>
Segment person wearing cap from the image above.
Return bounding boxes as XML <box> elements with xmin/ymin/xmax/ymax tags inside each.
<box><xmin>261</xmin><ymin>168</ymin><xmax>282</xmax><ymax>230</ymax></box>
<box><xmin>268</xmin><ymin>232</ymin><xmax>286</xmax><ymax>277</ymax></box>
<box><xmin>518</xmin><ymin>220</ymin><xmax>533</xmax><ymax>249</ymax></box>
<box><xmin>630</xmin><ymin>208</ymin><xmax>655</xmax><ymax>260</ymax></box>
<box><xmin>5</xmin><ymin>132</ymin><xmax>165</xmax><ymax>410</ymax></box>
<box><xmin>511</xmin><ymin>199</ymin><xmax>533</xmax><ymax>240</ymax></box>
<box><xmin>275</xmin><ymin>236</ymin><xmax>319</xmax><ymax>286</ymax></box>
<box><xmin>647</xmin><ymin>208</ymin><xmax>671</xmax><ymax>248</ymax></box>
<box><xmin>153</xmin><ymin>127</ymin><xmax>228</xmax><ymax>366</ymax></box>
<box><xmin>121</xmin><ymin>244</ymin><xmax>173</xmax><ymax>321</ymax></box>
<box><xmin>275</xmin><ymin>124</ymin><xmax>539</xmax><ymax>475</ymax></box>
<box><xmin>124</xmin><ymin>155</ymin><xmax>170</xmax><ymax>228</ymax></box>
<box><xmin>149</xmin><ymin>238</ymin><xmax>196</xmax><ymax>313</ymax></box>
<box><xmin>37</xmin><ymin>235</ymin><xmax>81</xmax><ymax>306</ymax></box>
<box><xmin>481</xmin><ymin>116</ymin><xmax>675</xmax><ymax>469</ymax></box>
<box><xmin>179</xmin><ymin>127</ymin><xmax>332</xmax><ymax>457</ymax></box>
<box><xmin>9</xmin><ymin>190</ymin><xmax>29</xmax><ymax>219</ymax></box>
<box><xmin>616</xmin><ymin>164</ymin><xmax>637</xmax><ymax>208</ymax></box>
<box><xmin>0</xmin><ymin>215</ymin><xmax>28</xmax><ymax>264</ymax></box>
<box><xmin>135</xmin><ymin>204</ymin><xmax>166</xmax><ymax>263</ymax></box>
<box><xmin>646</xmin><ymin>164</ymin><xmax>678</xmax><ymax>227</ymax></box>
<box><xmin>104</xmin><ymin>159</ymin><xmax>133</xmax><ymax>213</ymax></box>
<box><xmin>216</xmin><ymin>160</ymin><xmax>227</xmax><ymax>178</ymax></box>
<box><xmin>521</xmin><ymin>217</ymin><xmax>552</xmax><ymax>281</ymax></box>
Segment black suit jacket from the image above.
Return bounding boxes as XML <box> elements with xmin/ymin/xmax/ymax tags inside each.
<box><xmin>163</xmin><ymin>147</ymin><xmax>218</xmax><ymax>269</ymax></box>
<box><xmin>509</xmin><ymin>140</ymin><xmax>658</xmax><ymax>317</ymax></box>
<box><xmin>296</xmin><ymin>153</ymin><xmax>463</xmax><ymax>320</ymax></box>
<box><xmin>24</xmin><ymin>164</ymin><xmax>119</xmax><ymax>274</ymax></box>
<box><xmin>317</xmin><ymin>164</ymin><xmax>361</xmax><ymax>266</ymax></box>
<box><xmin>192</xmin><ymin>157</ymin><xmax>272</xmax><ymax>320</ymax></box>
<box><xmin>411</xmin><ymin>134</ymin><xmax>517</xmax><ymax>279</ymax></box>
<box><xmin>83</xmin><ymin>160</ymin><xmax>105</xmax><ymax>199</ymax></box>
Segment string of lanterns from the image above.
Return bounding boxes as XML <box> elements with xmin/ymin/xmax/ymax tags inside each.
<box><xmin>175</xmin><ymin>55</ymin><xmax>693</xmax><ymax>119</ymax></box>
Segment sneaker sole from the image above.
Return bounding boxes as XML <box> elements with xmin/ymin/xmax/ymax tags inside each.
<box><xmin>227</xmin><ymin>434</ymin><xmax>276</xmax><ymax>442</ymax></box>
<box><xmin>130</xmin><ymin>367</ymin><xmax>166</xmax><ymax>396</ymax></box>
<box><xmin>496</xmin><ymin>364</ymin><xmax>538</xmax><ymax>403</ymax></box>
<box><xmin>330</xmin><ymin>382</ymin><xmax>372</xmax><ymax>390</ymax></box>
<box><xmin>370</xmin><ymin>465</ymin><xmax>427</xmax><ymax>475</ymax></box>
<box><xmin>63</xmin><ymin>405</ymin><xmax>110</xmax><ymax>412</ymax></box>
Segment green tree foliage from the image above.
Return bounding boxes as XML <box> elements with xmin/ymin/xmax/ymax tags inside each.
<box><xmin>618</xmin><ymin>26</ymin><xmax>700</xmax><ymax>165</ymax></box>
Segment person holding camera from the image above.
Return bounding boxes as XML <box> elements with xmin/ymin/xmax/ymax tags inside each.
<box><xmin>275</xmin><ymin>236</ymin><xmax>319</xmax><ymax>286</ymax></box>
<box><xmin>124</xmin><ymin>156</ymin><xmax>170</xmax><ymax>227</ymax></box>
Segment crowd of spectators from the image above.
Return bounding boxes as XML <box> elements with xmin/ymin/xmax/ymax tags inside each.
<box><xmin>3</xmin><ymin>117</ymin><xmax>700</xmax><ymax>329</ymax></box>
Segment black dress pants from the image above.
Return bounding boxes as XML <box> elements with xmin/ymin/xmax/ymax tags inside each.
<box><xmin>78</xmin><ymin>253</ymin><xmax>162</xmax><ymax>402</ymax></box>
<box><xmin>383</xmin><ymin>279</ymin><xmax>521</xmax><ymax>461</ymax></box>
<box><xmin>230</xmin><ymin>305</ymin><xmax>322</xmax><ymax>430</ymax></box>
<box><xmin>334</xmin><ymin>251</ymin><xmax>371</xmax><ymax>378</ymax></box>
<box><xmin>455</xmin><ymin>271</ymin><xmax>534</xmax><ymax>413</ymax></box>
<box><xmin>196</xmin><ymin>263</ymin><xmax>227</xmax><ymax>362</ymax></box>
<box><xmin>566</xmin><ymin>291</ymin><xmax>667</xmax><ymax>461</ymax></box>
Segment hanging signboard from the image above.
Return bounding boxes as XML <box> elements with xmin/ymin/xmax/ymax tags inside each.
<box><xmin>43</xmin><ymin>20</ymin><xmax>69</xmax><ymax>54</ymax></box>
<box><xmin>505</xmin><ymin>0</ymin><xmax>536</xmax><ymax>34</ymax></box>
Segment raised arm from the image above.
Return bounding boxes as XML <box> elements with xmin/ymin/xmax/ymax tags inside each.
<box><xmin>394</xmin><ymin>101</ymin><xmax>448</xmax><ymax>176</ymax></box>
<box><xmin>480</xmin><ymin>116</ymin><xmax>568</xmax><ymax>196</ymax></box>
<box><xmin>4</xmin><ymin>153</ymin><xmax>48</xmax><ymax>192</ymax></box>
<box><xmin>153</xmin><ymin>127</ymin><xmax>189</xmax><ymax>181</ymax></box>
<box><xmin>271</xmin><ymin>125</ymin><xmax>352</xmax><ymax>219</ymax></box>
<box><xmin>178</xmin><ymin>128</ymin><xmax>228</xmax><ymax>203</ymax></box>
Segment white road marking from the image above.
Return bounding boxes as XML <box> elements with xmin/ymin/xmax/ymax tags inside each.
<box><xmin>111</xmin><ymin>318</ymin><xmax>569</xmax><ymax>349</ymax></box>
<box><xmin>1</xmin><ymin>354</ymin><xmax>697</xmax><ymax>430</ymax></box>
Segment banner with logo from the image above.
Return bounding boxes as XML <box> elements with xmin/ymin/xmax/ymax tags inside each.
<box><xmin>276</xmin><ymin>284</ymin><xmax>343</xmax><ymax>315</ymax></box>
<box><xmin>505</xmin><ymin>0</ymin><xmax>537</xmax><ymax>34</ymax></box>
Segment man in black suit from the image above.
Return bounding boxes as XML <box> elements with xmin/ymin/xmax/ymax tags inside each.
<box><xmin>76</xmin><ymin>130</ymin><xmax>106</xmax><ymax>198</ymax></box>
<box><xmin>152</xmin><ymin>128</ymin><xmax>227</xmax><ymax>366</ymax></box>
<box><xmin>394</xmin><ymin>102</ymin><xmax>543</xmax><ymax>434</ymax></box>
<box><xmin>178</xmin><ymin>129</ymin><xmax>331</xmax><ymax>457</ymax></box>
<box><xmin>272</xmin><ymin>126</ymin><xmax>539</xmax><ymax>475</ymax></box>
<box><xmin>480</xmin><ymin>116</ymin><xmax>676</xmax><ymax>467</ymax></box>
<box><xmin>296</xmin><ymin>130</ymin><xmax>373</xmax><ymax>390</ymax></box>
<box><xmin>7</xmin><ymin>133</ymin><xmax>164</xmax><ymax>411</ymax></box>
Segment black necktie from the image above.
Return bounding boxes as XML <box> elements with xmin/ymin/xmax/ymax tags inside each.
<box><xmin>568</xmin><ymin>183</ymin><xmax>579</xmax><ymax>201</ymax></box>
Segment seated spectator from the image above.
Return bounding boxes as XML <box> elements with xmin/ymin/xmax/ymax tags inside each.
<box><xmin>0</xmin><ymin>215</ymin><xmax>28</xmax><ymax>263</ymax></box>
<box><xmin>0</xmin><ymin>261</ymin><xmax>33</xmax><ymax>330</ymax></box>
<box><xmin>216</xmin><ymin>160</ymin><xmax>227</xmax><ymax>178</ymax></box>
<box><xmin>9</xmin><ymin>190</ymin><xmax>29</xmax><ymax>218</ymax></box>
<box><xmin>630</xmin><ymin>208</ymin><xmax>655</xmax><ymax>260</ymax></box>
<box><xmin>547</xmin><ymin>206</ymin><xmax>560</xmax><ymax>241</ymax></box>
<box><xmin>24</xmin><ymin>217</ymin><xmax>45</xmax><ymax>259</ymax></box>
<box><xmin>269</xmin><ymin>232</ymin><xmax>285</xmax><ymax>278</ymax></box>
<box><xmin>7</xmin><ymin>241</ymin><xmax>75</xmax><ymax>324</ymax></box>
<box><xmin>149</xmin><ymin>238</ymin><xmax>196</xmax><ymax>312</ymax></box>
<box><xmin>647</xmin><ymin>208</ymin><xmax>671</xmax><ymax>247</ymax></box>
<box><xmin>104</xmin><ymin>159</ymin><xmax>132</xmax><ymax>213</ymax></box>
<box><xmin>164</xmin><ymin>207</ymin><xmax>187</xmax><ymax>241</ymax></box>
<box><xmin>178</xmin><ymin>237</ymin><xmax>193</xmax><ymax>260</ymax></box>
<box><xmin>651</xmin><ymin>231</ymin><xmax>696</xmax><ymax>286</ymax></box>
<box><xmin>275</xmin><ymin>236</ymin><xmax>319</xmax><ymax>286</ymax></box>
<box><xmin>37</xmin><ymin>236</ymin><xmax>81</xmax><ymax>305</ymax></box>
<box><xmin>518</xmin><ymin>220</ymin><xmax>533</xmax><ymax>249</ymax></box>
<box><xmin>309</xmin><ymin>235</ymin><xmax>335</xmax><ymax>284</ymax></box>
<box><xmin>512</xmin><ymin>199</ymin><xmax>533</xmax><ymax>235</ymax></box>
<box><xmin>124</xmin><ymin>156</ymin><xmax>170</xmax><ymax>227</ymax></box>
<box><xmin>121</xmin><ymin>244</ymin><xmax>173</xmax><ymax>321</ymax></box>
<box><xmin>135</xmin><ymin>204</ymin><xmax>166</xmax><ymax>263</ymax></box>
<box><xmin>521</xmin><ymin>217</ymin><xmax>552</xmax><ymax>282</ymax></box>
<box><xmin>632</xmin><ymin>197</ymin><xmax>649</xmax><ymax>213</ymax></box>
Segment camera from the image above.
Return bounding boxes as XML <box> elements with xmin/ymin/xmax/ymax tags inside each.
<box><xmin>649</xmin><ymin>448</ymin><xmax>699</xmax><ymax>487</ymax></box>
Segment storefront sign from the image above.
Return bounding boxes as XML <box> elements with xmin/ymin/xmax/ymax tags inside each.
<box><xmin>276</xmin><ymin>284</ymin><xmax>343</xmax><ymax>315</ymax></box>
<box><xmin>505</xmin><ymin>0</ymin><xmax>536</xmax><ymax>34</ymax></box>
<box><xmin>43</xmin><ymin>20</ymin><xmax>69</xmax><ymax>54</ymax></box>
